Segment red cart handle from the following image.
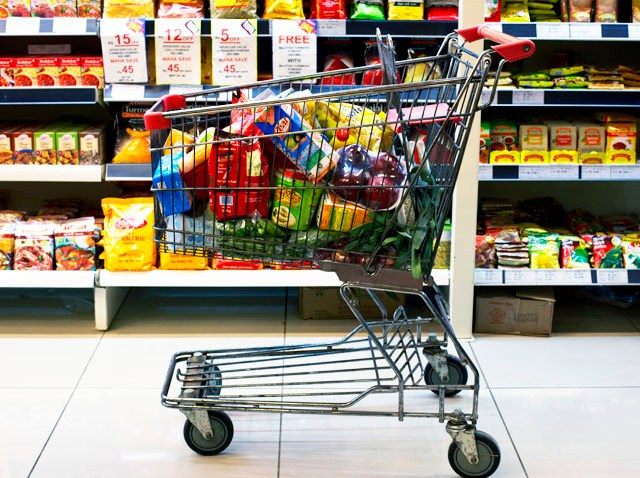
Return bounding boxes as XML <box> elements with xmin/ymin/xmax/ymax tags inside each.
<box><xmin>456</xmin><ymin>24</ymin><xmax>535</xmax><ymax>62</ymax></box>
<box><xmin>144</xmin><ymin>94</ymin><xmax>187</xmax><ymax>131</ymax></box>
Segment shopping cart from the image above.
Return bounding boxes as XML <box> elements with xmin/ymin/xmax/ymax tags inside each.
<box><xmin>145</xmin><ymin>25</ymin><xmax>534</xmax><ymax>478</ymax></box>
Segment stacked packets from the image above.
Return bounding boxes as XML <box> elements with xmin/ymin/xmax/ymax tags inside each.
<box><xmin>501</xmin><ymin>0</ymin><xmax>561</xmax><ymax>23</ymax></box>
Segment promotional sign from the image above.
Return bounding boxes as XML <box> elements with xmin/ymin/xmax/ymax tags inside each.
<box><xmin>100</xmin><ymin>18</ymin><xmax>148</xmax><ymax>84</ymax></box>
<box><xmin>211</xmin><ymin>19</ymin><xmax>258</xmax><ymax>85</ymax></box>
<box><xmin>272</xmin><ymin>20</ymin><xmax>317</xmax><ymax>79</ymax></box>
<box><xmin>155</xmin><ymin>19</ymin><xmax>201</xmax><ymax>85</ymax></box>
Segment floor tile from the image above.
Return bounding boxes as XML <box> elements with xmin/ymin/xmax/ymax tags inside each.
<box><xmin>30</xmin><ymin>388</ymin><xmax>281</xmax><ymax>478</ymax></box>
<box><xmin>492</xmin><ymin>388</ymin><xmax>640</xmax><ymax>478</ymax></box>
<box><xmin>278</xmin><ymin>390</ymin><xmax>524</xmax><ymax>478</ymax></box>
<box><xmin>470</xmin><ymin>335</ymin><xmax>640</xmax><ymax>388</ymax></box>
<box><xmin>0</xmin><ymin>389</ymin><xmax>70</xmax><ymax>478</ymax></box>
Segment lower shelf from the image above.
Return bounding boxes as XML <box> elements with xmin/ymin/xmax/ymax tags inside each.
<box><xmin>0</xmin><ymin>270</ymin><xmax>95</xmax><ymax>288</ymax></box>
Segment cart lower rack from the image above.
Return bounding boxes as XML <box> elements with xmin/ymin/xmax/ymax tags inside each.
<box><xmin>146</xmin><ymin>25</ymin><xmax>534</xmax><ymax>478</ymax></box>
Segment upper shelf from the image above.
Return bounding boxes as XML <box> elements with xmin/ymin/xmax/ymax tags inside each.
<box><xmin>484</xmin><ymin>88</ymin><xmax>640</xmax><ymax>108</ymax></box>
<box><xmin>0</xmin><ymin>87</ymin><xmax>100</xmax><ymax>105</ymax></box>
<box><xmin>479</xmin><ymin>164</ymin><xmax>640</xmax><ymax>181</ymax></box>
<box><xmin>0</xmin><ymin>18</ymin><xmax>98</xmax><ymax>36</ymax></box>
<box><xmin>491</xmin><ymin>21</ymin><xmax>640</xmax><ymax>41</ymax></box>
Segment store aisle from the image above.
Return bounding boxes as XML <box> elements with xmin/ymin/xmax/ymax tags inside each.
<box><xmin>0</xmin><ymin>288</ymin><xmax>639</xmax><ymax>478</ymax></box>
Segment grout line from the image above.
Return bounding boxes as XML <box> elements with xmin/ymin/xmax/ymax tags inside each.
<box><xmin>276</xmin><ymin>288</ymin><xmax>289</xmax><ymax>478</ymax></box>
<box><xmin>469</xmin><ymin>342</ymin><xmax>530</xmax><ymax>478</ymax></box>
<box><xmin>27</xmin><ymin>331</ymin><xmax>106</xmax><ymax>478</ymax></box>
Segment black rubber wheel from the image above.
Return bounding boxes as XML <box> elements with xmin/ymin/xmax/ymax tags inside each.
<box><xmin>448</xmin><ymin>430</ymin><xmax>501</xmax><ymax>478</ymax></box>
<box><xmin>203</xmin><ymin>364</ymin><xmax>222</xmax><ymax>397</ymax></box>
<box><xmin>424</xmin><ymin>354</ymin><xmax>468</xmax><ymax>397</ymax></box>
<box><xmin>183</xmin><ymin>411</ymin><xmax>234</xmax><ymax>456</ymax></box>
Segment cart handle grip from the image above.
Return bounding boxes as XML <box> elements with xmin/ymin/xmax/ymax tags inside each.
<box><xmin>144</xmin><ymin>94</ymin><xmax>187</xmax><ymax>131</ymax></box>
<box><xmin>456</xmin><ymin>25</ymin><xmax>535</xmax><ymax>62</ymax></box>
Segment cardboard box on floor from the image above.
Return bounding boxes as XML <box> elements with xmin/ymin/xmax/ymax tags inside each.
<box><xmin>475</xmin><ymin>287</ymin><xmax>555</xmax><ymax>336</ymax></box>
<box><xmin>298</xmin><ymin>287</ymin><xmax>406</xmax><ymax>320</ymax></box>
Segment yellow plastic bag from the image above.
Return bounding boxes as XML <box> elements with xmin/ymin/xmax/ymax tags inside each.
<box><xmin>388</xmin><ymin>1</ymin><xmax>424</xmax><ymax>20</ymax></box>
<box><xmin>112</xmin><ymin>128</ymin><xmax>151</xmax><ymax>164</ymax></box>
<box><xmin>101</xmin><ymin>197</ymin><xmax>156</xmax><ymax>271</ymax></box>
<box><xmin>263</xmin><ymin>0</ymin><xmax>304</xmax><ymax>19</ymax></box>
<box><xmin>104</xmin><ymin>0</ymin><xmax>155</xmax><ymax>18</ymax></box>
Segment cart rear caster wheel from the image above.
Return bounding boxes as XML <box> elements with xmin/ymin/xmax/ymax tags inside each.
<box><xmin>424</xmin><ymin>354</ymin><xmax>468</xmax><ymax>397</ymax></box>
<box><xmin>203</xmin><ymin>364</ymin><xmax>222</xmax><ymax>397</ymax></box>
<box><xmin>448</xmin><ymin>430</ymin><xmax>500</xmax><ymax>478</ymax></box>
<box><xmin>183</xmin><ymin>411</ymin><xmax>234</xmax><ymax>456</ymax></box>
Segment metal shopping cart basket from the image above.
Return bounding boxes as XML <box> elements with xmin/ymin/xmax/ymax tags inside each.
<box><xmin>144</xmin><ymin>25</ymin><xmax>533</xmax><ymax>478</ymax></box>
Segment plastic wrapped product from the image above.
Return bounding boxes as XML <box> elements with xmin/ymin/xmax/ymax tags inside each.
<box><xmin>569</xmin><ymin>0</ymin><xmax>592</xmax><ymax>22</ymax></box>
<box><xmin>623</xmin><ymin>240</ymin><xmax>640</xmax><ymax>268</ymax></box>
<box><xmin>14</xmin><ymin>221</ymin><xmax>55</xmax><ymax>271</ymax></box>
<box><xmin>112</xmin><ymin>104</ymin><xmax>151</xmax><ymax>164</ymax></box>
<box><xmin>592</xmin><ymin>235</ymin><xmax>624</xmax><ymax>268</ymax></box>
<box><xmin>263</xmin><ymin>0</ymin><xmax>304</xmax><ymax>19</ymax></box>
<box><xmin>54</xmin><ymin>217</ymin><xmax>96</xmax><ymax>271</ymax></box>
<box><xmin>351</xmin><ymin>0</ymin><xmax>385</xmax><ymax>20</ymax></box>
<box><xmin>157</xmin><ymin>0</ymin><xmax>204</xmax><ymax>17</ymax></box>
<box><xmin>310</xmin><ymin>0</ymin><xmax>346</xmax><ymax>19</ymax></box>
<box><xmin>595</xmin><ymin>0</ymin><xmax>617</xmax><ymax>22</ymax></box>
<box><xmin>210</xmin><ymin>0</ymin><xmax>257</xmax><ymax>18</ymax></box>
<box><xmin>388</xmin><ymin>0</ymin><xmax>423</xmax><ymax>20</ymax></box>
<box><xmin>560</xmin><ymin>237</ymin><xmax>590</xmax><ymax>269</ymax></box>
<box><xmin>634</xmin><ymin>0</ymin><xmax>640</xmax><ymax>22</ymax></box>
<box><xmin>104</xmin><ymin>0</ymin><xmax>155</xmax><ymax>18</ymax></box>
<box><xmin>528</xmin><ymin>234</ymin><xmax>560</xmax><ymax>269</ymax></box>
<box><xmin>0</xmin><ymin>222</ymin><xmax>14</xmax><ymax>270</ymax></box>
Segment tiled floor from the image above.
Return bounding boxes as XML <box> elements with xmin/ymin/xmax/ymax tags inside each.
<box><xmin>1</xmin><ymin>287</ymin><xmax>639</xmax><ymax>478</ymax></box>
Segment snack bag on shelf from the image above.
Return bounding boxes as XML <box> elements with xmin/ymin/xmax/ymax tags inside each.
<box><xmin>475</xmin><ymin>234</ymin><xmax>496</xmax><ymax>268</ymax></box>
<box><xmin>104</xmin><ymin>0</ymin><xmax>154</xmax><ymax>18</ymax></box>
<box><xmin>54</xmin><ymin>217</ymin><xmax>96</xmax><ymax>271</ymax></box>
<box><xmin>528</xmin><ymin>233</ymin><xmax>560</xmax><ymax>269</ymax></box>
<box><xmin>623</xmin><ymin>239</ymin><xmax>640</xmax><ymax>268</ymax></box>
<box><xmin>113</xmin><ymin>104</ymin><xmax>151</xmax><ymax>164</ymax></box>
<box><xmin>569</xmin><ymin>0</ymin><xmax>592</xmax><ymax>21</ymax></box>
<box><xmin>591</xmin><ymin>235</ymin><xmax>624</xmax><ymax>268</ymax></box>
<box><xmin>211</xmin><ymin>253</ymin><xmax>263</xmax><ymax>270</ymax></box>
<box><xmin>0</xmin><ymin>222</ymin><xmax>15</xmax><ymax>270</ymax></box>
<box><xmin>157</xmin><ymin>0</ymin><xmax>204</xmax><ymax>18</ymax></box>
<box><xmin>0</xmin><ymin>125</ymin><xmax>16</xmax><ymax>164</ymax></box>
<box><xmin>388</xmin><ymin>0</ymin><xmax>424</xmax><ymax>20</ymax></box>
<box><xmin>0</xmin><ymin>210</ymin><xmax>26</xmax><ymax>222</ymax></box>
<box><xmin>13</xmin><ymin>221</ymin><xmax>55</xmax><ymax>270</ymax></box>
<box><xmin>101</xmin><ymin>197</ymin><xmax>156</xmax><ymax>271</ymax></box>
<box><xmin>595</xmin><ymin>0</ymin><xmax>616</xmax><ymax>22</ymax></box>
<box><xmin>310</xmin><ymin>0</ymin><xmax>346</xmax><ymax>19</ymax></box>
<box><xmin>263</xmin><ymin>0</ymin><xmax>304</xmax><ymax>18</ymax></box>
<box><xmin>634</xmin><ymin>0</ymin><xmax>640</xmax><ymax>22</ymax></box>
<box><xmin>501</xmin><ymin>2</ymin><xmax>531</xmax><ymax>22</ymax></box>
<box><xmin>362</xmin><ymin>41</ymin><xmax>383</xmax><ymax>86</ymax></box>
<box><xmin>351</xmin><ymin>0</ymin><xmax>385</xmax><ymax>19</ymax></box>
<box><xmin>209</xmin><ymin>0</ymin><xmax>257</xmax><ymax>18</ymax></box>
<box><xmin>560</xmin><ymin>237</ymin><xmax>590</xmax><ymax>269</ymax></box>
<box><xmin>319</xmin><ymin>52</ymin><xmax>356</xmax><ymax>85</ymax></box>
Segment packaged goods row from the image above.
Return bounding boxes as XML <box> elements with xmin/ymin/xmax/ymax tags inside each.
<box><xmin>0</xmin><ymin>57</ymin><xmax>104</xmax><ymax>88</ymax></box>
<box><xmin>0</xmin><ymin>121</ymin><xmax>108</xmax><ymax>165</ymax></box>
<box><xmin>480</xmin><ymin>112</ymin><xmax>637</xmax><ymax>164</ymax></box>
<box><xmin>476</xmin><ymin>196</ymin><xmax>640</xmax><ymax>270</ymax></box>
<box><xmin>485</xmin><ymin>0</ymin><xmax>640</xmax><ymax>23</ymax></box>
<box><xmin>2</xmin><ymin>0</ymin><xmax>458</xmax><ymax>20</ymax></box>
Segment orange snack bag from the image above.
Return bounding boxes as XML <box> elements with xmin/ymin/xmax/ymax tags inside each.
<box><xmin>101</xmin><ymin>197</ymin><xmax>156</xmax><ymax>271</ymax></box>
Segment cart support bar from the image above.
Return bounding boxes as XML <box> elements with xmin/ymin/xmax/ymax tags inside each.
<box><xmin>456</xmin><ymin>25</ymin><xmax>535</xmax><ymax>63</ymax></box>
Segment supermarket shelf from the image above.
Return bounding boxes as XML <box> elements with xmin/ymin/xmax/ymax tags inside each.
<box><xmin>143</xmin><ymin>19</ymin><xmax>457</xmax><ymax>38</ymax></box>
<box><xmin>97</xmin><ymin>268</ymin><xmax>450</xmax><ymax>288</ymax></box>
<box><xmin>104</xmin><ymin>84</ymin><xmax>230</xmax><ymax>103</ymax></box>
<box><xmin>485</xmin><ymin>88</ymin><xmax>640</xmax><ymax>107</ymax></box>
<box><xmin>492</xmin><ymin>21</ymin><xmax>640</xmax><ymax>41</ymax></box>
<box><xmin>0</xmin><ymin>18</ymin><xmax>98</xmax><ymax>36</ymax></box>
<box><xmin>0</xmin><ymin>87</ymin><xmax>100</xmax><ymax>105</ymax></box>
<box><xmin>478</xmin><ymin>164</ymin><xmax>640</xmax><ymax>181</ymax></box>
<box><xmin>105</xmin><ymin>163</ymin><xmax>152</xmax><ymax>181</ymax></box>
<box><xmin>0</xmin><ymin>271</ymin><xmax>95</xmax><ymax>288</ymax></box>
<box><xmin>0</xmin><ymin>165</ymin><xmax>103</xmax><ymax>182</ymax></box>
<box><xmin>475</xmin><ymin>268</ymin><xmax>640</xmax><ymax>286</ymax></box>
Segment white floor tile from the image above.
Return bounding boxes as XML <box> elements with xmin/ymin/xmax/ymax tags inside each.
<box><xmin>30</xmin><ymin>388</ymin><xmax>281</xmax><ymax>478</ymax></box>
<box><xmin>471</xmin><ymin>335</ymin><xmax>640</xmax><ymax>388</ymax></box>
<box><xmin>493</xmin><ymin>388</ymin><xmax>640</xmax><ymax>478</ymax></box>
<box><xmin>0</xmin><ymin>389</ymin><xmax>70</xmax><ymax>478</ymax></box>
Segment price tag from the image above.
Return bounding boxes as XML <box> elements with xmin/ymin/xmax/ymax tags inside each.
<box><xmin>581</xmin><ymin>165</ymin><xmax>611</xmax><ymax>180</ymax></box>
<box><xmin>155</xmin><ymin>19</ymin><xmax>201</xmax><ymax>85</ymax></box>
<box><xmin>168</xmin><ymin>85</ymin><xmax>202</xmax><ymax>97</ymax></box>
<box><xmin>474</xmin><ymin>269</ymin><xmax>502</xmax><ymax>285</ymax></box>
<box><xmin>512</xmin><ymin>90</ymin><xmax>544</xmax><ymax>105</ymax></box>
<box><xmin>536</xmin><ymin>22</ymin><xmax>570</xmax><ymax>39</ymax></box>
<box><xmin>534</xmin><ymin>269</ymin><xmax>562</xmax><ymax>285</ymax></box>
<box><xmin>596</xmin><ymin>269</ymin><xmax>628</xmax><ymax>285</ymax></box>
<box><xmin>211</xmin><ymin>19</ymin><xmax>257</xmax><ymax>86</ymax></box>
<box><xmin>109</xmin><ymin>84</ymin><xmax>145</xmax><ymax>101</ymax></box>
<box><xmin>52</xmin><ymin>18</ymin><xmax>86</xmax><ymax>35</ymax></box>
<box><xmin>570</xmin><ymin>23</ymin><xmax>601</xmax><ymax>39</ymax></box>
<box><xmin>272</xmin><ymin>19</ymin><xmax>317</xmax><ymax>79</ymax></box>
<box><xmin>519</xmin><ymin>165</ymin><xmax>545</xmax><ymax>180</ymax></box>
<box><xmin>563</xmin><ymin>270</ymin><xmax>593</xmax><ymax>285</ymax></box>
<box><xmin>504</xmin><ymin>269</ymin><xmax>536</xmax><ymax>285</ymax></box>
<box><xmin>485</xmin><ymin>22</ymin><xmax>502</xmax><ymax>33</ymax></box>
<box><xmin>6</xmin><ymin>17</ymin><xmax>40</xmax><ymax>35</ymax></box>
<box><xmin>316</xmin><ymin>20</ymin><xmax>346</xmax><ymax>37</ymax></box>
<box><xmin>546</xmin><ymin>165</ymin><xmax>579</xmax><ymax>180</ymax></box>
<box><xmin>628</xmin><ymin>24</ymin><xmax>640</xmax><ymax>39</ymax></box>
<box><xmin>100</xmin><ymin>18</ymin><xmax>148</xmax><ymax>84</ymax></box>
<box><xmin>480</xmin><ymin>88</ymin><xmax>497</xmax><ymax>106</ymax></box>
<box><xmin>610</xmin><ymin>165</ymin><xmax>640</xmax><ymax>180</ymax></box>
<box><xmin>477</xmin><ymin>165</ymin><xmax>493</xmax><ymax>180</ymax></box>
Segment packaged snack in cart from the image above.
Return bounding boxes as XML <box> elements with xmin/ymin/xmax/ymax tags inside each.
<box><xmin>54</xmin><ymin>217</ymin><xmax>96</xmax><ymax>271</ymax></box>
<box><xmin>0</xmin><ymin>222</ymin><xmax>15</xmax><ymax>270</ymax></box>
<box><xmin>310</xmin><ymin>0</ymin><xmax>346</xmax><ymax>19</ymax></box>
<box><xmin>209</xmin><ymin>0</ymin><xmax>257</xmax><ymax>18</ymax></box>
<box><xmin>13</xmin><ymin>221</ymin><xmax>55</xmax><ymax>270</ymax></box>
<box><xmin>317</xmin><ymin>190</ymin><xmax>376</xmax><ymax>232</ymax></box>
<box><xmin>263</xmin><ymin>0</ymin><xmax>304</xmax><ymax>18</ymax></box>
<box><xmin>271</xmin><ymin>168</ymin><xmax>323</xmax><ymax>231</ymax></box>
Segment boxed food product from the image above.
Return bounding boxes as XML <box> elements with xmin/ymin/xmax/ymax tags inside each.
<box><xmin>317</xmin><ymin>190</ymin><xmax>376</xmax><ymax>232</ymax></box>
<box><xmin>34</xmin><ymin>126</ymin><xmax>57</xmax><ymax>165</ymax></box>
<box><xmin>54</xmin><ymin>217</ymin><xmax>96</xmax><ymax>270</ymax></box>
<box><xmin>0</xmin><ymin>222</ymin><xmax>14</xmax><ymax>270</ymax></box>
<box><xmin>58</xmin><ymin>57</ymin><xmax>81</xmax><ymax>86</ymax></box>
<box><xmin>604</xmin><ymin>123</ymin><xmax>636</xmax><ymax>163</ymax></box>
<box><xmin>519</xmin><ymin>125</ymin><xmax>548</xmax><ymax>151</ymax></box>
<box><xmin>12</xmin><ymin>125</ymin><xmax>36</xmax><ymax>164</ymax></box>
<box><xmin>13</xmin><ymin>57</ymin><xmax>37</xmax><ymax>87</ymax></box>
<box><xmin>56</xmin><ymin>128</ymin><xmax>79</xmax><ymax>165</ymax></box>
<box><xmin>634</xmin><ymin>0</ymin><xmax>640</xmax><ymax>22</ymax></box>
<box><xmin>159</xmin><ymin>251</ymin><xmax>208</xmax><ymax>270</ymax></box>
<box><xmin>547</xmin><ymin>122</ymin><xmax>577</xmax><ymax>151</ymax></box>
<box><xmin>575</xmin><ymin>122</ymin><xmax>606</xmax><ymax>163</ymax></box>
<box><xmin>549</xmin><ymin>150</ymin><xmax>579</xmax><ymax>164</ymax></box>
<box><xmin>80</xmin><ymin>57</ymin><xmax>104</xmax><ymax>88</ymax></box>
<box><xmin>489</xmin><ymin>150</ymin><xmax>520</xmax><ymax>164</ymax></box>
<box><xmin>0</xmin><ymin>58</ymin><xmax>15</xmax><ymax>87</ymax></box>
<box><xmin>489</xmin><ymin>120</ymin><xmax>519</xmax><ymax>164</ymax></box>
<box><xmin>8</xmin><ymin>0</ymin><xmax>30</xmax><ymax>16</ymax></box>
<box><xmin>475</xmin><ymin>287</ymin><xmax>555</xmax><ymax>336</ymax></box>
<box><xmin>79</xmin><ymin>126</ymin><xmax>106</xmax><ymax>165</ymax></box>
<box><xmin>35</xmin><ymin>57</ymin><xmax>58</xmax><ymax>86</ymax></box>
<box><xmin>0</xmin><ymin>125</ymin><xmax>17</xmax><ymax>164</ymax></box>
<box><xmin>479</xmin><ymin>121</ymin><xmax>490</xmax><ymax>164</ymax></box>
<box><xmin>0</xmin><ymin>0</ymin><xmax>9</xmax><ymax>16</ymax></box>
<box><xmin>298</xmin><ymin>287</ymin><xmax>405</xmax><ymax>320</ymax></box>
<box><xmin>31</xmin><ymin>0</ymin><xmax>53</xmax><ymax>17</ymax></box>
<box><xmin>13</xmin><ymin>221</ymin><xmax>55</xmax><ymax>270</ymax></box>
<box><xmin>78</xmin><ymin>0</ymin><xmax>101</xmax><ymax>17</ymax></box>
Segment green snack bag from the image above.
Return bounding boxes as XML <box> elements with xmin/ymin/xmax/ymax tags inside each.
<box><xmin>351</xmin><ymin>0</ymin><xmax>385</xmax><ymax>20</ymax></box>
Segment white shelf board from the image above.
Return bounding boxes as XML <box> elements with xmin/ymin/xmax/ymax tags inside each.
<box><xmin>97</xmin><ymin>268</ymin><xmax>450</xmax><ymax>288</ymax></box>
<box><xmin>0</xmin><ymin>165</ymin><xmax>103</xmax><ymax>182</ymax></box>
<box><xmin>0</xmin><ymin>270</ymin><xmax>95</xmax><ymax>288</ymax></box>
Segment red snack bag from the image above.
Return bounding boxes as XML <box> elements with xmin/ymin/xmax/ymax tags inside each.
<box><xmin>310</xmin><ymin>0</ymin><xmax>346</xmax><ymax>19</ymax></box>
<box><xmin>592</xmin><ymin>235</ymin><xmax>624</xmax><ymax>268</ymax></box>
<box><xmin>320</xmin><ymin>53</ymin><xmax>356</xmax><ymax>85</ymax></box>
<box><xmin>362</xmin><ymin>41</ymin><xmax>383</xmax><ymax>86</ymax></box>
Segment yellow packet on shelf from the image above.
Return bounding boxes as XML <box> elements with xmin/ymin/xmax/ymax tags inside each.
<box><xmin>101</xmin><ymin>197</ymin><xmax>156</xmax><ymax>271</ymax></box>
<box><xmin>263</xmin><ymin>0</ymin><xmax>304</xmax><ymax>18</ymax></box>
<box><xmin>112</xmin><ymin>128</ymin><xmax>151</xmax><ymax>164</ymax></box>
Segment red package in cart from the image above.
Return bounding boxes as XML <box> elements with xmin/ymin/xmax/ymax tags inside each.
<box><xmin>208</xmin><ymin>135</ymin><xmax>269</xmax><ymax>221</ymax></box>
<box><xmin>310</xmin><ymin>0</ymin><xmax>346</xmax><ymax>19</ymax></box>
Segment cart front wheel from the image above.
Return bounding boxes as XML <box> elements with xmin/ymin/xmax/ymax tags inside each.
<box><xmin>424</xmin><ymin>354</ymin><xmax>468</xmax><ymax>397</ymax></box>
<box><xmin>183</xmin><ymin>411</ymin><xmax>234</xmax><ymax>456</ymax></box>
<box><xmin>448</xmin><ymin>430</ymin><xmax>501</xmax><ymax>478</ymax></box>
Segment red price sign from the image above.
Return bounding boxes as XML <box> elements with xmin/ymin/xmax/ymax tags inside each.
<box><xmin>155</xmin><ymin>19</ymin><xmax>201</xmax><ymax>85</ymax></box>
<box><xmin>100</xmin><ymin>19</ymin><xmax>148</xmax><ymax>84</ymax></box>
